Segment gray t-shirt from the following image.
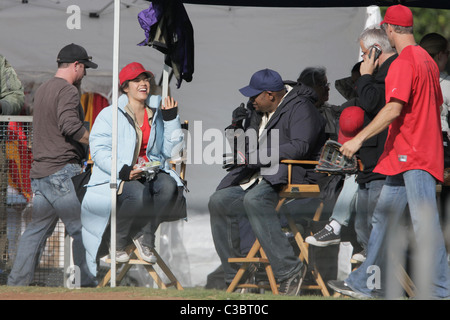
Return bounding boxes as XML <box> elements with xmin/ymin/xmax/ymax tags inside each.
<box><xmin>30</xmin><ymin>77</ymin><xmax>87</xmax><ymax>178</ymax></box>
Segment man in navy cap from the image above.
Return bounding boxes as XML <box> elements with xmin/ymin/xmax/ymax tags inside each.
<box><xmin>209</xmin><ymin>68</ymin><xmax>327</xmax><ymax>295</ymax></box>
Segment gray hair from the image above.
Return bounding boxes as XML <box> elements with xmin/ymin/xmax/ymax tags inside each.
<box><xmin>359</xmin><ymin>27</ymin><xmax>395</xmax><ymax>54</ymax></box>
<box><xmin>297</xmin><ymin>66</ymin><xmax>327</xmax><ymax>87</ymax></box>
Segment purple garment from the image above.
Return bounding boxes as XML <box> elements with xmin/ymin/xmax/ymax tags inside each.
<box><xmin>137</xmin><ymin>4</ymin><xmax>159</xmax><ymax>47</ymax></box>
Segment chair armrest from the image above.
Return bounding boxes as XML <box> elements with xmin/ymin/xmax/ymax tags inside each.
<box><xmin>281</xmin><ymin>159</ymin><xmax>319</xmax><ymax>185</ymax></box>
<box><xmin>281</xmin><ymin>160</ymin><xmax>319</xmax><ymax>165</ymax></box>
<box><xmin>169</xmin><ymin>157</ymin><xmax>187</xmax><ymax>165</ymax></box>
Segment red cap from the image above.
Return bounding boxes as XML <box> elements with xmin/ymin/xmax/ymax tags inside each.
<box><xmin>119</xmin><ymin>62</ymin><xmax>154</xmax><ymax>86</ymax></box>
<box><xmin>338</xmin><ymin>106</ymin><xmax>365</xmax><ymax>144</ymax></box>
<box><xmin>380</xmin><ymin>5</ymin><xmax>413</xmax><ymax>27</ymax></box>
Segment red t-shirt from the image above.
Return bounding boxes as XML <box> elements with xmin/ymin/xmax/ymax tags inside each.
<box><xmin>374</xmin><ymin>45</ymin><xmax>444</xmax><ymax>182</ymax></box>
<box><xmin>138</xmin><ymin>109</ymin><xmax>151</xmax><ymax>163</ymax></box>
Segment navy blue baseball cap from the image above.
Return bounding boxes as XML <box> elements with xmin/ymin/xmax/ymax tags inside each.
<box><xmin>239</xmin><ymin>69</ymin><xmax>285</xmax><ymax>97</ymax></box>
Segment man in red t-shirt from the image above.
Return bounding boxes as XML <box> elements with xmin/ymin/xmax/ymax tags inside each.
<box><xmin>328</xmin><ymin>5</ymin><xmax>450</xmax><ymax>299</ymax></box>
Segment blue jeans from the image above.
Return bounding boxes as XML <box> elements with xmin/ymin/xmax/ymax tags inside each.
<box><xmin>329</xmin><ymin>175</ymin><xmax>358</xmax><ymax>227</ymax></box>
<box><xmin>355</xmin><ymin>179</ymin><xmax>385</xmax><ymax>250</ymax></box>
<box><xmin>209</xmin><ymin>179</ymin><xmax>302</xmax><ymax>284</ymax></box>
<box><xmin>116</xmin><ymin>172</ymin><xmax>177</xmax><ymax>249</ymax></box>
<box><xmin>8</xmin><ymin>163</ymin><xmax>96</xmax><ymax>287</ymax></box>
<box><xmin>346</xmin><ymin>170</ymin><xmax>450</xmax><ymax>298</ymax></box>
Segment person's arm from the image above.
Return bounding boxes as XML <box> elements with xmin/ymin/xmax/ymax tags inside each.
<box><xmin>355</xmin><ymin>49</ymin><xmax>385</xmax><ymax>114</ymax></box>
<box><xmin>0</xmin><ymin>56</ymin><xmax>24</xmax><ymax>115</ymax></box>
<box><xmin>161</xmin><ymin>96</ymin><xmax>183</xmax><ymax>159</ymax></box>
<box><xmin>340</xmin><ymin>98</ymin><xmax>404</xmax><ymax>158</ymax></box>
<box><xmin>77</xmin><ymin>128</ymin><xmax>90</xmax><ymax>145</ymax></box>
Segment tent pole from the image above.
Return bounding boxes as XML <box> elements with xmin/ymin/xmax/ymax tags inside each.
<box><xmin>110</xmin><ymin>0</ymin><xmax>121</xmax><ymax>288</ymax></box>
<box><xmin>162</xmin><ymin>62</ymin><xmax>169</xmax><ymax>100</ymax></box>
<box><xmin>152</xmin><ymin>61</ymin><xmax>170</xmax><ymax>288</ymax></box>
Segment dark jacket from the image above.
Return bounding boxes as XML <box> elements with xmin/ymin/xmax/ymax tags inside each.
<box><xmin>217</xmin><ymin>83</ymin><xmax>327</xmax><ymax>190</ymax></box>
<box><xmin>355</xmin><ymin>54</ymin><xmax>397</xmax><ymax>184</ymax></box>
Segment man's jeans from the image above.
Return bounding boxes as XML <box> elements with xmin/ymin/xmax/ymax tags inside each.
<box><xmin>329</xmin><ymin>174</ymin><xmax>358</xmax><ymax>227</ymax></box>
<box><xmin>355</xmin><ymin>179</ymin><xmax>385</xmax><ymax>250</ymax></box>
<box><xmin>209</xmin><ymin>179</ymin><xmax>302</xmax><ymax>284</ymax></box>
<box><xmin>346</xmin><ymin>170</ymin><xmax>450</xmax><ymax>298</ymax></box>
<box><xmin>8</xmin><ymin>163</ymin><xmax>96</xmax><ymax>287</ymax></box>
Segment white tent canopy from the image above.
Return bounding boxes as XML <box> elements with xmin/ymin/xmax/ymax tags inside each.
<box><xmin>1</xmin><ymin>0</ymin><xmax>369</xmax><ymax>210</ymax></box>
<box><xmin>1</xmin><ymin>0</ymin><xmax>369</xmax><ymax>286</ymax></box>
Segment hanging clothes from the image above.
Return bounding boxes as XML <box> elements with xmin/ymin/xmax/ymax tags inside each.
<box><xmin>138</xmin><ymin>0</ymin><xmax>194</xmax><ymax>88</ymax></box>
<box><xmin>6</xmin><ymin>121</ymin><xmax>33</xmax><ymax>202</ymax></box>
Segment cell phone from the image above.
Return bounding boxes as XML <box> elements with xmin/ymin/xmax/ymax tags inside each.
<box><xmin>368</xmin><ymin>45</ymin><xmax>382</xmax><ymax>60</ymax></box>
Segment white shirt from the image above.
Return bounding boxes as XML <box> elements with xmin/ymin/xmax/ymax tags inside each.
<box><xmin>440</xmin><ymin>72</ymin><xmax>450</xmax><ymax>135</ymax></box>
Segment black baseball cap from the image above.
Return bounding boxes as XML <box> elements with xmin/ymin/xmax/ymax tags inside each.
<box><xmin>57</xmin><ymin>43</ymin><xmax>98</xmax><ymax>69</ymax></box>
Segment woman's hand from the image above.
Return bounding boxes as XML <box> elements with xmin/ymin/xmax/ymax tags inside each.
<box><xmin>129</xmin><ymin>165</ymin><xmax>144</xmax><ymax>180</ymax></box>
<box><xmin>161</xmin><ymin>96</ymin><xmax>178</xmax><ymax>110</ymax></box>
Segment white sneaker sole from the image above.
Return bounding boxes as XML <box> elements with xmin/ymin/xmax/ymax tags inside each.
<box><xmin>305</xmin><ymin>236</ymin><xmax>340</xmax><ymax>247</ymax></box>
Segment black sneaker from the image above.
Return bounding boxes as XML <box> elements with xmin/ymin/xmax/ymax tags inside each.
<box><xmin>279</xmin><ymin>264</ymin><xmax>307</xmax><ymax>296</ymax></box>
<box><xmin>305</xmin><ymin>224</ymin><xmax>340</xmax><ymax>247</ymax></box>
<box><xmin>327</xmin><ymin>280</ymin><xmax>369</xmax><ymax>299</ymax></box>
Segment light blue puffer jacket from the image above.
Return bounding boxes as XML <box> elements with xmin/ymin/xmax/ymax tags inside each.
<box><xmin>81</xmin><ymin>93</ymin><xmax>184</xmax><ymax>276</ymax></box>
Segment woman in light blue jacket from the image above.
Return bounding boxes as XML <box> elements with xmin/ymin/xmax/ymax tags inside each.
<box><xmin>81</xmin><ymin>62</ymin><xmax>184</xmax><ymax>277</ymax></box>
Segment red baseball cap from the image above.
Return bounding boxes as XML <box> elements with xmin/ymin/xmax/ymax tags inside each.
<box><xmin>338</xmin><ymin>106</ymin><xmax>365</xmax><ymax>144</ymax></box>
<box><xmin>380</xmin><ymin>4</ymin><xmax>413</xmax><ymax>27</ymax></box>
<box><xmin>119</xmin><ymin>62</ymin><xmax>154</xmax><ymax>86</ymax></box>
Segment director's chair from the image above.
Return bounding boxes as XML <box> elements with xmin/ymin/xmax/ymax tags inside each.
<box><xmin>98</xmin><ymin>121</ymin><xmax>189</xmax><ymax>289</ymax></box>
<box><xmin>226</xmin><ymin>160</ymin><xmax>332</xmax><ymax>296</ymax></box>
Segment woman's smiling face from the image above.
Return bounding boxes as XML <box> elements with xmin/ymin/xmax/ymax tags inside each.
<box><xmin>124</xmin><ymin>73</ymin><xmax>151</xmax><ymax>102</ymax></box>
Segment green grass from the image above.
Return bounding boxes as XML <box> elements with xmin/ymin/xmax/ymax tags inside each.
<box><xmin>0</xmin><ymin>285</ymin><xmax>345</xmax><ymax>300</ymax></box>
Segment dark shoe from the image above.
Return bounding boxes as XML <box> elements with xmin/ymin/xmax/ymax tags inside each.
<box><xmin>305</xmin><ymin>224</ymin><xmax>340</xmax><ymax>247</ymax></box>
<box><xmin>133</xmin><ymin>235</ymin><xmax>157</xmax><ymax>264</ymax></box>
<box><xmin>279</xmin><ymin>264</ymin><xmax>307</xmax><ymax>296</ymax></box>
<box><xmin>327</xmin><ymin>280</ymin><xmax>369</xmax><ymax>299</ymax></box>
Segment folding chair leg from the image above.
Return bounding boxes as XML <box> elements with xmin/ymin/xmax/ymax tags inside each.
<box><xmin>152</xmin><ymin>249</ymin><xmax>184</xmax><ymax>290</ymax></box>
<box><xmin>395</xmin><ymin>265</ymin><xmax>416</xmax><ymax>297</ymax></box>
<box><xmin>226</xmin><ymin>240</ymin><xmax>262</xmax><ymax>293</ymax></box>
<box><xmin>285</xmin><ymin>213</ymin><xmax>309</xmax><ymax>263</ymax></box>
<box><xmin>116</xmin><ymin>263</ymin><xmax>133</xmax><ymax>284</ymax></box>
<box><xmin>226</xmin><ymin>264</ymin><xmax>251</xmax><ymax>293</ymax></box>
<box><xmin>97</xmin><ymin>245</ymin><xmax>184</xmax><ymax>290</ymax></box>
<box><xmin>144</xmin><ymin>264</ymin><xmax>168</xmax><ymax>289</ymax></box>
<box><xmin>310</xmin><ymin>266</ymin><xmax>330</xmax><ymax>296</ymax></box>
<box><xmin>284</xmin><ymin>210</ymin><xmax>330</xmax><ymax>296</ymax></box>
<box><xmin>97</xmin><ymin>269</ymin><xmax>111</xmax><ymax>287</ymax></box>
<box><xmin>259</xmin><ymin>246</ymin><xmax>278</xmax><ymax>294</ymax></box>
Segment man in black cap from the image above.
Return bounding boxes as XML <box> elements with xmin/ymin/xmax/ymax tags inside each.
<box><xmin>8</xmin><ymin>43</ymin><xmax>98</xmax><ymax>287</ymax></box>
<box><xmin>209</xmin><ymin>69</ymin><xmax>327</xmax><ymax>295</ymax></box>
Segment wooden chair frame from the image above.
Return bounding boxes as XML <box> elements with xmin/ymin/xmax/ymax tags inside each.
<box><xmin>98</xmin><ymin>121</ymin><xmax>188</xmax><ymax>289</ymax></box>
<box><xmin>226</xmin><ymin>160</ymin><xmax>330</xmax><ymax>296</ymax></box>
